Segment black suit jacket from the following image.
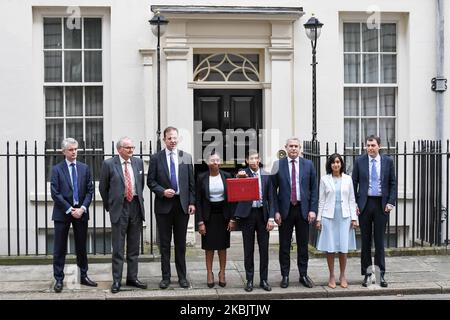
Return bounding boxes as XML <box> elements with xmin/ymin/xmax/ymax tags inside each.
<box><xmin>352</xmin><ymin>154</ymin><xmax>397</xmax><ymax>212</ymax></box>
<box><xmin>147</xmin><ymin>149</ymin><xmax>195</xmax><ymax>214</ymax></box>
<box><xmin>271</xmin><ymin>157</ymin><xmax>318</xmax><ymax>220</ymax></box>
<box><xmin>99</xmin><ymin>156</ymin><xmax>145</xmax><ymax>224</ymax></box>
<box><xmin>195</xmin><ymin>170</ymin><xmax>232</xmax><ymax>223</ymax></box>
<box><xmin>50</xmin><ymin>160</ymin><xmax>93</xmax><ymax>222</ymax></box>
<box><xmin>234</xmin><ymin>168</ymin><xmax>275</xmax><ymax>222</ymax></box>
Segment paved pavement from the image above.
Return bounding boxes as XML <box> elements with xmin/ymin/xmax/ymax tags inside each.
<box><xmin>0</xmin><ymin>234</ymin><xmax>449</xmax><ymax>300</ymax></box>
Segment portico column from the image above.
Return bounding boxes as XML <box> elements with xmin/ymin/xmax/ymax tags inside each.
<box><xmin>268</xmin><ymin>47</ymin><xmax>294</xmax><ymax>155</ymax></box>
<box><xmin>139</xmin><ymin>49</ymin><xmax>156</xmax><ymax>153</ymax></box>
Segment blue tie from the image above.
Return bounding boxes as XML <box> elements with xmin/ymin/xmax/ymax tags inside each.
<box><xmin>70</xmin><ymin>163</ymin><xmax>79</xmax><ymax>205</ymax></box>
<box><xmin>170</xmin><ymin>152</ymin><xmax>178</xmax><ymax>192</ymax></box>
<box><xmin>370</xmin><ymin>158</ymin><xmax>378</xmax><ymax>196</ymax></box>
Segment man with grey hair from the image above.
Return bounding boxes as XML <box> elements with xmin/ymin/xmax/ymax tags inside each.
<box><xmin>50</xmin><ymin>138</ymin><xmax>97</xmax><ymax>293</ymax></box>
<box><xmin>99</xmin><ymin>136</ymin><xmax>146</xmax><ymax>293</ymax></box>
<box><xmin>271</xmin><ymin>137</ymin><xmax>318</xmax><ymax>289</ymax></box>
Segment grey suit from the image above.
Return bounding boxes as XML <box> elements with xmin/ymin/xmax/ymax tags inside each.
<box><xmin>147</xmin><ymin>149</ymin><xmax>195</xmax><ymax>281</ymax></box>
<box><xmin>99</xmin><ymin>156</ymin><xmax>145</xmax><ymax>282</ymax></box>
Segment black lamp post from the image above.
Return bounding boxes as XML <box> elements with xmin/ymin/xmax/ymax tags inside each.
<box><xmin>304</xmin><ymin>15</ymin><xmax>323</xmax><ymax>142</ymax></box>
<box><xmin>149</xmin><ymin>10</ymin><xmax>169</xmax><ymax>151</ymax></box>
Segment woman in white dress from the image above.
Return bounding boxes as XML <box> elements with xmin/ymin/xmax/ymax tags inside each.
<box><xmin>316</xmin><ymin>153</ymin><xmax>357</xmax><ymax>288</ymax></box>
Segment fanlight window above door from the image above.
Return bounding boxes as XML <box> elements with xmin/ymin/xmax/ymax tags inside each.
<box><xmin>193</xmin><ymin>53</ymin><xmax>260</xmax><ymax>82</ymax></box>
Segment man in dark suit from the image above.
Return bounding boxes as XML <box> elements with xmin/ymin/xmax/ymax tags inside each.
<box><xmin>352</xmin><ymin>135</ymin><xmax>396</xmax><ymax>288</ymax></box>
<box><xmin>147</xmin><ymin>126</ymin><xmax>196</xmax><ymax>289</ymax></box>
<box><xmin>50</xmin><ymin>138</ymin><xmax>97</xmax><ymax>293</ymax></box>
<box><xmin>271</xmin><ymin>137</ymin><xmax>318</xmax><ymax>289</ymax></box>
<box><xmin>234</xmin><ymin>150</ymin><xmax>275</xmax><ymax>292</ymax></box>
<box><xmin>99</xmin><ymin>137</ymin><xmax>147</xmax><ymax>293</ymax></box>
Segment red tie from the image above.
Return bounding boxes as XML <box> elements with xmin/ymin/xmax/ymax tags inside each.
<box><xmin>124</xmin><ymin>161</ymin><xmax>133</xmax><ymax>202</ymax></box>
<box><xmin>291</xmin><ymin>159</ymin><xmax>297</xmax><ymax>206</ymax></box>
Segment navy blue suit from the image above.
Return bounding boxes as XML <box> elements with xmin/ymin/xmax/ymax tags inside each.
<box><xmin>352</xmin><ymin>154</ymin><xmax>396</xmax><ymax>275</ymax></box>
<box><xmin>50</xmin><ymin>160</ymin><xmax>93</xmax><ymax>281</ymax></box>
<box><xmin>234</xmin><ymin>168</ymin><xmax>275</xmax><ymax>282</ymax></box>
<box><xmin>271</xmin><ymin>157</ymin><xmax>318</xmax><ymax>277</ymax></box>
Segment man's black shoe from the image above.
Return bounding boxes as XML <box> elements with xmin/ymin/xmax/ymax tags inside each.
<box><xmin>362</xmin><ymin>273</ymin><xmax>371</xmax><ymax>287</ymax></box>
<box><xmin>54</xmin><ymin>280</ymin><xmax>63</xmax><ymax>293</ymax></box>
<box><xmin>179</xmin><ymin>278</ymin><xmax>190</xmax><ymax>288</ymax></box>
<box><xmin>126</xmin><ymin>279</ymin><xmax>148</xmax><ymax>289</ymax></box>
<box><xmin>280</xmin><ymin>276</ymin><xmax>289</xmax><ymax>288</ymax></box>
<box><xmin>244</xmin><ymin>280</ymin><xmax>253</xmax><ymax>292</ymax></box>
<box><xmin>300</xmin><ymin>275</ymin><xmax>314</xmax><ymax>288</ymax></box>
<box><xmin>259</xmin><ymin>280</ymin><xmax>272</xmax><ymax>292</ymax></box>
<box><xmin>81</xmin><ymin>276</ymin><xmax>98</xmax><ymax>287</ymax></box>
<box><xmin>159</xmin><ymin>279</ymin><xmax>171</xmax><ymax>289</ymax></box>
<box><xmin>380</xmin><ymin>274</ymin><xmax>388</xmax><ymax>288</ymax></box>
<box><xmin>111</xmin><ymin>281</ymin><xmax>121</xmax><ymax>294</ymax></box>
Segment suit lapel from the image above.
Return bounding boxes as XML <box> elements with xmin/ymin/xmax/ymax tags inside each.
<box><xmin>362</xmin><ymin>154</ymin><xmax>369</xmax><ymax>181</ymax></box>
<box><xmin>380</xmin><ymin>155</ymin><xmax>386</xmax><ymax>185</ymax></box>
<box><xmin>76</xmin><ymin>163</ymin><xmax>83</xmax><ymax>192</ymax></box>
<box><xmin>177</xmin><ymin>150</ymin><xmax>184</xmax><ymax>183</ymax></box>
<box><xmin>282</xmin><ymin>158</ymin><xmax>290</xmax><ymax>187</ymax></box>
<box><xmin>160</xmin><ymin>150</ymin><xmax>171</xmax><ymax>181</ymax></box>
<box><xmin>131</xmin><ymin>157</ymin><xmax>141</xmax><ymax>193</ymax></box>
<box><xmin>204</xmin><ymin>172</ymin><xmax>210</xmax><ymax>200</ymax></box>
<box><xmin>61</xmin><ymin>161</ymin><xmax>73</xmax><ymax>190</ymax></box>
<box><xmin>113</xmin><ymin>156</ymin><xmax>125</xmax><ymax>184</ymax></box>
<box><xmin>298</xmin><ymin>157</ymin><xmax>304</xmax><ymax>187</ymax></box>
<box><xmin>325</xmin><ymin>174</ymin><xmax>335</xmax><ymax>191</ymax></box>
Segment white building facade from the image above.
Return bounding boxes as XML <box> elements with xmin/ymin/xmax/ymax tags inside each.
<box><xmin>0</xmin><ymin>0</ymin><xmax>448</xmax><ymax>255</ymax></box>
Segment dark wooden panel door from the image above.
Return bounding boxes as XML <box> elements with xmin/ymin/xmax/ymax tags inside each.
<box><xmin>194</xmin><ymin>89</ymin><xmax>262</xmax><ymax>172</ymax></box>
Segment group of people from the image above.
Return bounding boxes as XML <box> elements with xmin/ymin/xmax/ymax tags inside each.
<box><xmin>50</xmin><ymin>127</ymin><xmax>396</xmax><ymax>294</ymax></box>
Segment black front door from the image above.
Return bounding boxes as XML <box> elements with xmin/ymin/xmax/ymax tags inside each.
<box><xmin>194</xmin><ymin>89</ymin><xmax>262</xmax><ymax>174</ymax></box>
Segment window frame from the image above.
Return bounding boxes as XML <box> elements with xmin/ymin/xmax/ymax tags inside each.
<box><xmin>43</xmin><ymin>16</ymin><xmax>104</xmax><ymax>151</ymax></box>
<box><xmin>342</xmin><ymin>21</ymin><xmax>398</xmax><ymax>152</ymax></box>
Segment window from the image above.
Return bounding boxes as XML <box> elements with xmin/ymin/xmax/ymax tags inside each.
<box><xmin>43</xmin><ymin>17</ymin><xmax>103</xmax><ymax>179</ymax></box>
<box><xmin>343</xmin><ymin>22</ymin><xmax>397</xmax><ymax>168</ymax></box>
<box><xmin>193</xmin><ymin>53</ymin><xmax>260</xmax><ymax>82</ymax></box>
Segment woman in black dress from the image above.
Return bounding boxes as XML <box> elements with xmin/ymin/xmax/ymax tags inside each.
<box><xmin>196</xmin><ymin>153</ymin><xmax>233</xmax><ymax>288</ymax></box>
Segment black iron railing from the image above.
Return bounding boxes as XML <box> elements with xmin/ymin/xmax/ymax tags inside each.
<box><xmin>0</xmin><ymin>141</ymin><xmax>154</xmax><ymax>256</ymax></box>
<box><xmin>303</xmin><ymin>140</ymin><xmax>449</xmax><ymax>249</ymax></box>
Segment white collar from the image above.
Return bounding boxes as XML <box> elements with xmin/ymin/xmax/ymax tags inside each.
<box><xmin>119</xmin><ymin>155</ymin><xmax>130</xmax><ymax>165</ymax></box>
<box><xmin>65</xmin><ymin>159</ymin><xmax>76</xmax><ymax>166</ymax></box>
<box><xmin>288</xmin><ymin>156</ymin><xmax>299</xmax><ymax>163</ymax></box>
<box><xmin>369</xmin><ymin>154</ymin><xmax>381</xmax><ymax>162</ymax></box>
<box><xmin>165</xmin><ymin>148</ymin><xmax>177</xmax><ymax>156</ymax></box>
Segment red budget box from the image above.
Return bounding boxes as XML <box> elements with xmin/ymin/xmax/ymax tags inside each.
<box><xmin>226</xmin><ymin>177</ymin><xmax>260</xmax><ymax>202</ymax></box>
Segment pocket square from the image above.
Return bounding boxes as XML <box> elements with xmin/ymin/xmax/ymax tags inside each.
<box><xmin>139</xmin><ymin>170</ymin><xmax>142</xmax><ymax>174</ymax></box>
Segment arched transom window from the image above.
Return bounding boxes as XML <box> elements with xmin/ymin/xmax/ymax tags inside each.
<box><xmin>193</xmin><ymin>53</ymin><xmax>260</xmax><ymax>82</ymax></box>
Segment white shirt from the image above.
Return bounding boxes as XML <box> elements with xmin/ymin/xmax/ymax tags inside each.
<box><xmin>165</xmin><ymin>148</ymin><xmax>179</xmax><ymax>194</ymax></box>
<box><xmin>119</xmin><ymin>155</ymin><xmax>136</xmax><ymax>196</ymax></box>
<box><xmin>250</xmin><ymin>169</ymin><xmax>263</xmax><ymax>208</ymax></box>
<box><xmin>209</xmin><ymin>174</ymin><xmax>225</xmax><ymax>202</ymax></box>
<box><xmin>288</xmin><ymin>157</ymin><xmax>301</xmax><ymax>201</ymax></box>
<box><xmin>368</xmin><ymin>154</ymin><xmax>382</xmax><ymax>196</ymax></box>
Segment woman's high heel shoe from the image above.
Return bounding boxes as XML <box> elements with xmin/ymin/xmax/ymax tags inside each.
<box><xmin>218</xmin><ymin>271</ymin><xmax>226</xmax><ymax>287</ymax></box>
<box><xmin>207</xmin><ymin>272</ymin><xmax>214</xmax><ymax>288</ymax></box>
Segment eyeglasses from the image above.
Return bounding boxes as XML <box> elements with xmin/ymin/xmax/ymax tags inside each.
<box><xmin>121</xmin><ymin>146</ymin><xmax>135</xmax><ymax>150</ymax></box>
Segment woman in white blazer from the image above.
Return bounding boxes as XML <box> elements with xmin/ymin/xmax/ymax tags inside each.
<box><xmin>316</xmin><ymin>153</ymin><xmax>357</xmax><ymax>289</ymax></box>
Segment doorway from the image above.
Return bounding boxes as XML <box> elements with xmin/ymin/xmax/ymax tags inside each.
<box><xmin>194</xmin><ymin>89</ymin><xmax>263</xmax><ymax>175</ymax></box>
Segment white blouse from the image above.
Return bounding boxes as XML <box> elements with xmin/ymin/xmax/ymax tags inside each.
<box><xmin>209</xmin><ymin>175</ymin><xmax>225</xmax><ymax>202</ymax></box>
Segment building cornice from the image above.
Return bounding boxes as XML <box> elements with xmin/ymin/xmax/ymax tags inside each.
<box><xmin>151</xmin><ymin>5</ymin><xmax>304</xmax><ymax>21</ymax></box>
